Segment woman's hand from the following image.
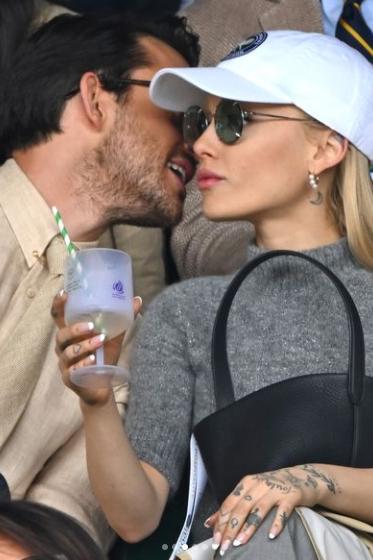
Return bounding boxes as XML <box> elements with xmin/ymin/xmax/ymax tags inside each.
<box><xmin>51</xmin><ymin>291</ymin><xmax>142</xmax><ymax>406</ymax></box>
<box><xmin>205</xmin><ymin>464</ymin><xmax>340</xmax><ymax>556</ymax></box>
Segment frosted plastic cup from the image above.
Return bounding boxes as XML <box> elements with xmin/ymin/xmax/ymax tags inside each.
<box><xmin>64</xmin><ymin>248</ymin><xmax>134</xmax><ymax>388</ymax></box>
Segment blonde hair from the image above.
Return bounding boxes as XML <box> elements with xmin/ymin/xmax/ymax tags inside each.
<box><xmin>303</xmin><ymin>115</ymin><xmax>373</xmax><ymax>270</ymax></box>
<box><xmin>329</xmin><ymin>146</ymin><xmax>373</xmax><ymax>269</ymax></box>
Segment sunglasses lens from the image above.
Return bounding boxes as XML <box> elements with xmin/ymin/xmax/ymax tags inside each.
<box><xmin>215</xmin><ymin>100</ymin><xmax>243</xmax><ymax>144</ymax></box>
<box><xmin>183</xmin><ymin>106</ymin><xmax>208</xmax><ymax>145</ymax></box>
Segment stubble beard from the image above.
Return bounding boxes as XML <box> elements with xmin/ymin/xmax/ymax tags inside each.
<box><xmin>77</xmin><ymin>111</ymin><xmax>183</xmax><ymax>229</ymax></box>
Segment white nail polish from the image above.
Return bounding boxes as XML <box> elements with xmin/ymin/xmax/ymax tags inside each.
<box><xmin>134</xmin><ymin>296</ymin><xmax>143</xmax><ymax>306</ymax></box>
<box><xmin>269</xmin><ymin>532</ymin><xmax>276</xmax><ymax>540</ymax></box>
<box><xmin>87</xmin><ymin>322</ymin><xmax>95</xmax><ymax>330</ymax></box>
<box><xmin>58</xmin><ymin>289</ymin><xmax>65</xmax><ymax>297</ymax></box>
<box><xmin>220</xmin><ymin>540</ymin><xmax>231</xmax><ymax>556</ymax></box>
<box><xmin>89</xmin><ymin>354</ymin><xmax>95</xmax><ymax>362</ymax></box>
<box><xmin>233</xmin><ymin>538</ymin><xmax>242</xmax><ymax>547</ymax></box>
<box><xmin>211</xmin><ymin>543</ymin><xmax>220</xmax><ymax>551</ymax></box>
<box><xmin>98</xmin><ymin>334</ymin><xmax>106</xmax><ymax>342</ymax></box>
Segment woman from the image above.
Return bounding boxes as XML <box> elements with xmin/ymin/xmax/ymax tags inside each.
<box><xmin>0</xmin><ymin>500</ymin><xmax>107</xmax><ymax>559</ymax></box>
<box><xmin>53</xmin><ymin>30</ymin><xmax>373</xmax><ymax>558</ymax></box>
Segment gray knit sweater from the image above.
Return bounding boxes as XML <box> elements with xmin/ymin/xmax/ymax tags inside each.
<box><xmin>126</xmin><ymin>238</ymin><xmax>373</xmax><ymax>540</ymax></box>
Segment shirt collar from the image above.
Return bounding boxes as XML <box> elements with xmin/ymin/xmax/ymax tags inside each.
<box><xmin>0</xmin><ymin>159</ymin><xmax>59</xmax><ymax>268</ymax></box>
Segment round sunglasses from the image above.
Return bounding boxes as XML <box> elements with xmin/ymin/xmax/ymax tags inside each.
<box><xmin>183</xmin><ymin>99</ymin><xmax>315</xmax><ymax>145</ymax></box>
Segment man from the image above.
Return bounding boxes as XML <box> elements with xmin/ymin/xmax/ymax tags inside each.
<box><xmin>0</xmin><ymin>2</ymin><xmax>199</xmax><ymax>548</ymax></box>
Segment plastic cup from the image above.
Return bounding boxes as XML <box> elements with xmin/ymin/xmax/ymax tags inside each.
<box><xmin>64</xmin><ymin>248</ymin><xmax>134</xmax><ymax>387</ymax></box>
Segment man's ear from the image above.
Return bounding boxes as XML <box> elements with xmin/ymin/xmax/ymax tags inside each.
<box><xmin>310</xmin><ymin>129</ymin><xmax>349</xmax><ymax>176</ymax></box>
<box><xmin>78</xmin><ymin>72</ymin><xmax>108</xmax><ymax>130</ymax></box>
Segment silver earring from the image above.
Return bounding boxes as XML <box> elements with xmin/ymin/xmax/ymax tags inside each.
<box><xmin>308</xmin><ymin>172</ymin><xmax>323</xmax><ymax>205</ymax></box>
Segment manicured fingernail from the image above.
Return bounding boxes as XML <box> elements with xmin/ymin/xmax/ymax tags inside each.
<box><xmin>97</xmin><ymin>333</ymin><xmax>106</xmax><ymax>343</ymax></box>
<box><xmin>211</xmin><ymin>532</ymin><xmax>221</xmax><ymax>550</ymax></box>
<box><xmin>78</xmin><ymin>322</ymin><xmax>95</xmax><ymax>333</ymax></box>
<box><xmin>269</xmin><ymin>530</ymin><xmax>278</xmax><ymax>540</ymax></box>
<box><xmin>204</xmin><ymin>516</ymin><xmax>212</xmax><ymax>528</ymax></box>
<box><xmin>233</xmin><ymin>535</ymin><xmax>244</xmax><ymax>547</ymax></box>
<box><xmin>89</xmin><ymin>354</ymin><xmax>95</xmax><ymax>362</ymax></box>
<box><xmin>219</xmin><ymin>540</ymin><xmax>231</xmax><ymax>556</ymax></box>
<box><xmin>134</xmin><ymin>296</ymin><xmax>143</xmax><ymax>306</ymax></box>
<box><xmin>58</xmin><ymin>289</ymin><xmax>65</xmax><ymax>297</ymax></box>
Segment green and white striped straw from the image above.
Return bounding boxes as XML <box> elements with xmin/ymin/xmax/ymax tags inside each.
<box><xmin>52</xmin><ymin>206</ymin><xmax>78</xmax><ymax>256</ymax></box>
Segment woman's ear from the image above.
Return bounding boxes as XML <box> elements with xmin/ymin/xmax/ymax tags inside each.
<box><xmin>78</xmin><ymin>72</ymin><xmax>107</xmax><ymax>130</ymax></box>
<box><xmin>310</xmin><ymin>129</ymin><xmax>349</xmax><ymax>175</ymax></box>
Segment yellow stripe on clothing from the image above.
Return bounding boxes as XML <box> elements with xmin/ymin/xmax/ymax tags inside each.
<box><xmin>340</xmin><ymin>18</ymin><xmax>373</xmax><ymax>56</ymax></box>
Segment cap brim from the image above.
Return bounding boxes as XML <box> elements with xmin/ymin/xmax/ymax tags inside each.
<box><xmin>150</xmin><ymin>67</ymin><xmax>290</xmax><ymax>111</ymax></box>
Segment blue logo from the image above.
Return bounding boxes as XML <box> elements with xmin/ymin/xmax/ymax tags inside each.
<box><xmin>221</xmin><ymin>32</ymin><xmax>268</xmax><ymax>62</ymax></box>
<box><xmin>112</xmin><ymin>280</ymin><xmax>124</xmax><ymax>295</ymax></box>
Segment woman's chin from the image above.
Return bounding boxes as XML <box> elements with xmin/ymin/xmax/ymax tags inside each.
<box><xmin>202</xmin><ymin>202</ymin><xmax>250</xmax><ymax>222</ymax></box>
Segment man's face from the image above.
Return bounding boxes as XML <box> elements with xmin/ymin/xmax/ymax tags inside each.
<box><xmin>91</xmin><ymin>37</ymin><xmax>195</xmax><ymax>228</ymax></box>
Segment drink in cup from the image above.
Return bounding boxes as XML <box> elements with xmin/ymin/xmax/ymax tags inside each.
<box><xmin>64</xmin><ymin>248</ymin><xmax>133</xmax><ymax>387</ymax></box>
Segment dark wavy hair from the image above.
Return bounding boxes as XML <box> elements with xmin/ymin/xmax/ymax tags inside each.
<box><xmin>0</xmin><ymin>500</ymin><xmax>106</xmax><ymax>559</ymax></box>
<box><xmin>0</xmin><ymin>0</ymin><xmax>200</xmax><ymax>162</ymax></box>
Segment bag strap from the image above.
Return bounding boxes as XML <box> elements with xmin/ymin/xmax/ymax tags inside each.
<box><xmin>211</xmin><ymin>250</ymin><xmax>365</xmax><ymax>410</ymax></box>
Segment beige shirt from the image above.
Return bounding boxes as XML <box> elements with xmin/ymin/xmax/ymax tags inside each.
<box><xmin>0</xmin><ymin>159</ymin><xmax>130</xmax><ymax>548</ymax></box>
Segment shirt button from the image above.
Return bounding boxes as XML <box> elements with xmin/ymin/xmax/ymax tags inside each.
<box><xmin>26</xmin><ymin>288</ymin><xmax>36</xmax><ymax>298</ymax></box>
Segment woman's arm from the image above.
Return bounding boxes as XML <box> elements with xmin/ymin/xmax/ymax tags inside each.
<box><xmin>80</xmin><ymin>396</ymin><xmax>169</xmax><ymax>542</ymax></box>
<box><xmin>206</xmin><ymin>463</ymin><xmax>373</xmax><ymax>555</ymax></box>
<box><xmin>52</xmin><ymin>292</ymin><xmax>168</xmax><ymax>542</ymax></box>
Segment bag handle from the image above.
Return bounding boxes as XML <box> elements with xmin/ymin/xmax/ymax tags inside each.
<box><xmin>211</xmin><ymin>250</ymin><xmax>365</xmax><ymax>410</ymax></box>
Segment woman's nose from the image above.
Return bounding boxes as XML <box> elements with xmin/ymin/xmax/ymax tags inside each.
<box><xmin>193</xmin><ymin>121</ymin><xmax>219</xmax><ymax>160</ymax></box>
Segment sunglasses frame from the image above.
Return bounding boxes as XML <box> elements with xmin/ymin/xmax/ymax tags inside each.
<box><xmin>183</xmin><ymin>99</ymin><xmax>315</xmax><ymax>145</ymax></box>
<box><xmin>63</xmin><ymin>78</ymin><xmax>151</xmax><ymax>101</ymax></box>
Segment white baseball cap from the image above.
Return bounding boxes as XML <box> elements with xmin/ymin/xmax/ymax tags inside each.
<box><xmin>150</xmin><ymin>30</ymin><xmax>373</xmax><ymax>160</ymax></box>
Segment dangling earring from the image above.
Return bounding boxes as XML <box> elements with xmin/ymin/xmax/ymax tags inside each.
<box><xmin>308</xmin><ymin>172</ymin><xmax>323</xmax><ymax>205</ymax></box>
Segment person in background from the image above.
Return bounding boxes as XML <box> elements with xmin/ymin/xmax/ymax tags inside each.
<box><xmin>0</xmin><ymin>0</ymin><xmax>199</xmax><ymax>550</ymax></box>
<box><xmin>53</xmin><ymin>29</ymin><xmax>373</xmax><ymax>559</ymax></box>
<box><xmin>0</xmin><ymin>500</ymin><xmax>106</xmax><ymax>560</ymax></box>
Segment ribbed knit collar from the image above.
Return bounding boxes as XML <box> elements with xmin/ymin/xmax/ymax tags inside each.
<box><xmin>246</xmin><ymin>237</ymin><xmax>357</xmax><ymax>272</ymax></box>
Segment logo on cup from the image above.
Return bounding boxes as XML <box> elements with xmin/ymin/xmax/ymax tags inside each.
<box><xmin>112</xmin><ymin>280</ymin><xmax>125</xmax><ymax>299</ymax></box>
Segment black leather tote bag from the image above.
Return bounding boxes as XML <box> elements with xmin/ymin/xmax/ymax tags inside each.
<box><xmin>193</xmin><ymin>250</ymin><xmax>373</xmax><ymax>504</ymax></box>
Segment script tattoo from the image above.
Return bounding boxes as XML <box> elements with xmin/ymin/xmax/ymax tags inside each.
<box><xmin>253</xmin><ymin>472</ymin><xmax>293</xmax><ymax>494</ymax></box>
<box><xmin>253</xmin><ymin>465</ymin><xmax>340</xmax><ymax>497</ymax></box>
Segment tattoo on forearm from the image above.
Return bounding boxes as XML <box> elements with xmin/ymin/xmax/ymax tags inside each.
<box><xmin>304</xmin><ymin>474</ymin><xmax>317</xmax><ymax>489</ymax></box>
<box><xmin>300</xmin><ymin>464</ymin><xmax>340</xmax><ymax>495</ymax></box>
<box><xmin>232</xmin><ymin>483</ymin><xmax>244</xmax><ymax>496</ymax></box>
<box><xmin>254</xmin><ymin>465</ymin><xmax>340</xmax><ymax>497</ymax></box>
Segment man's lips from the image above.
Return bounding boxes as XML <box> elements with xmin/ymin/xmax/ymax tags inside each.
<box><xmin>167</xmin><ymin>157</ymin><xmax>196</xmax><ymax>186</ymax></box>
<box><xmin>196</xmin><ymin>169</ymin><xmax>225</xmax><ymax>189</ymax></box>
